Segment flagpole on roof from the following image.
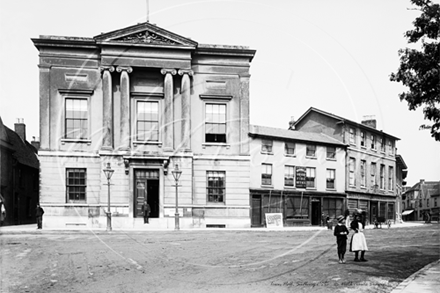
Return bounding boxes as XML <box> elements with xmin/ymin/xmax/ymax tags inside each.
<box><xmin>146</xmin><ymin>0</ymin><xmax>149</xmax><ymax>23</ymax></box>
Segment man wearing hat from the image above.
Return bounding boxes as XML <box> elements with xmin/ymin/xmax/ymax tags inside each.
<box><xmin>334</xmin><ymin>215</ymin><xmax>349</xmax><ymax>263</ymax></box>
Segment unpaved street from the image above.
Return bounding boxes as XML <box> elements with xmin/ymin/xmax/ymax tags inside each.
<box><xmin>1</xmin><ymin>225</ymin><xmax>439</xmax><ymax>293</ymax></box>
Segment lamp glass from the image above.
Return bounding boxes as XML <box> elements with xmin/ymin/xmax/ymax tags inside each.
<box><xmin>172</xmin><ymin>164</ymin><xmax>182</xmax><ymax>181</ymax></box>
<box><xmin>103</xmin><ymin>163</ymin><xmax>114</xmax><ymax>180</ymax></box>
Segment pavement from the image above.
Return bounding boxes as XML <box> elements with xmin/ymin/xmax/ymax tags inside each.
<box><xmin>1</xmin><ymin>221</ymin><xmax>439</xmax><ymax>293</ymax></box>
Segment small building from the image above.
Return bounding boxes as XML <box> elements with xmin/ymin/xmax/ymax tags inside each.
<box><xmin>395</xmin><ymin>154</ymin><xmax>408</xmax><ymax>222</ymax></box>
<box><xmin>293</xmin><ymin>107</ymin><xmax>400</xmax><ymax>224</ymax></box>
<box><xmin>402</xmin><ymin>180</ymin><xmax>440</xmax><ymax>222</ymax></box>
<box><xmin>0</xmin><ymin>118</ymin><xmax>39</xmax><ymax>226</ymax></box>
<box><xmin>32</xmin><ymin>22</ymin><xmax>256</xmax><ymax>229</ymax></box>
<box><xmin>248</xmin><ymin>125</ymin><xmax>347</xmax><ymax>226</ymax></box>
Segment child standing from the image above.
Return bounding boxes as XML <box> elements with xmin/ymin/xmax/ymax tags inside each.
<box><xmin>334</xmin><ymin>215</ymin><xmax>349</xmax><ymax>264</ymax></box>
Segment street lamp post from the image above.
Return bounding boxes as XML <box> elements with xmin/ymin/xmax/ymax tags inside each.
<box><xmin>103</xmin><ymin>162</ymin><xmax>114</xmax><ymax>231</ymax></box>
<box><xmin>171</xmin><ymin>164</ymin><xmax>182</xmax><ymax>231</ymax></box>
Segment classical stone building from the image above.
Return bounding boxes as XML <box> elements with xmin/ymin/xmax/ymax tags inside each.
<box><xmin>248</xmin><ymin>125</ymin><xmax>347</xmax><ymax>226</ymax></box>
<box><xmin>293</xmin><ymin>107</ymin><xmax>400</xmax><ymax>223</ymax></box>
<box><xmin>32</xmin><ymin>22</ymin><xmax>255</xmax><ymax>229</ymax></box>
<box><xmin>0</xmin><ymin>118</ymin><xmax>39</xmax><ymax>226</ymax></box>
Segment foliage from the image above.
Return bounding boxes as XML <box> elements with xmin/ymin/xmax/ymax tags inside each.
<box><xmin>390</xmin><ymin>0</ymin><xmax>440</xmax><ymax>141</ymax></box>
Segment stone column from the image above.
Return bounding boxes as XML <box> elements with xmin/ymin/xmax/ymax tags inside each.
<box><xmin>39</xmin><ymin>65</ymin><xmax>51</xmax><ymax>150</ymax></box>
<box><xmin>161</xmin><ymin>69</ymin><xmax>176</xmax><ymax>151</ymax></box>
<box><xmin>239</xmin><ymin>74</ymin><xmax>251</xmax><ymax>155</ymax></box>
<box><xmin>178</xmin><ymin>69</ymin><xmax>193</xmax><ymax>151</ymax></box>
<box><xmin>100</xmin><ymin>66</ymin><xmax>115</xmax><ymax>150</ymax></box>
<box><xmin>116</xmin><ymin>66</ymin><xmax>133</xmax><ymax>150</ymax></box>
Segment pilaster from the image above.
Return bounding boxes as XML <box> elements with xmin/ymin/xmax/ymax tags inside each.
<box><xmin>116</xmin><ymin>66</ymin><xmax>133</xmax><ymax>150</ymax></box>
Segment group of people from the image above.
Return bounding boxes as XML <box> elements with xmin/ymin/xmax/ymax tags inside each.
<box><xmin>333</xmin><ymin>213</ymin><xmax>368</xmax><ymax>264</ymax></box>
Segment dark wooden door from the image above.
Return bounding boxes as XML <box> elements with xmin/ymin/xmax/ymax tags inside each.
<box><xmin>251</xmin><ymin>195</ymin><xmax>262</xmax><ymax>227</ymax></box>
<box><xmin>311</xmin><ymin>201</ymin><xmax>321</xmax><ymax>225</ymax></box>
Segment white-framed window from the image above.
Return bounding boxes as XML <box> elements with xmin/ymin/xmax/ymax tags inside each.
<box><xmin>136</xmin><ymin>101</ymin><xmax>159</xmax><ymax>141</ymax></box>
<box><xmin>284</xmin><ymin>165</ymin><xmax>295</xmax><ymax>187</ymax></box>
<box><xmin>388</xmin><ymin>166</ymin><xmax>394</xmax><ymax>191</ymax></box>
<box><xmin>360</xmin><ymin>160</ymin><xmax>366</xmax><ymax>187</ymax></box>
<box><xmin>306</xmin><ymin>145</ymin><xmax>316</xmax><ymax>157</ymax></box>
<box><xmin>349</xmin><ymin>158</ymin><xmax>356</xmax><ymax>186</ymax></box>
<box><xmin>285</xmin><ymin>142</ymin><xmax>295</xmax><ymax>155</ymax></box>
<box><xmin>205</xmin><ymin>103</ymin><xmax>226</xmax><ymax>143</ymax></box>
<box><xmin>371</xmin><ymin>162</ymin><xmax>377</xmax><ymax>187</ymax></box>
<box><xmin>349</xmin><ymin>127</ymin><xmax>356</xmax><ymax>145</ymax></box>
<box><xmin>380</xmin><ymin>137</ymin><xmax>385</xmax><ymax>152</ymax></box>
<box><xmin>360</xmin><ymin>131</ymin><xmax>366</xmax><ymax>148</ymax></box>
<box><xmin>326</xmin><ymin>169</ymin><xmax>336</xmax><ymax>189</ymax></box>
<box><xmin>65</xmin><ymin>98</ymin><xmax>88</xmax><ymax>139</ymax></box>
<box><xmin>380</xmin><ymin>164</ymin><xmax>385</xmax><ymax>189</ymax></box>
<box><xmin>326</xmin><ymin>146</ymin><xmax>336</xmax><ymax>159</ymax></box>
<box><xmin>388</xmin><ymin>140</ymin><xmax>394</xmax><ymax>155</ymax></box>
<box><xmin>261</xmin><ymin>139</ymin><xmax>273</xmax><ymax>154</ymax></box>
<box><xmin>66</xmin><ymin>168</ymin><xmax>86</xmax><ymax>203</ymax></box>
<box><xmin>371</xmin><ymin>134</ymin><xmax>376</xmax><ymax>150</ymax></box>
<box><xmin>306</xmin><ymin>167</ymin><xmax>316</xmax><ymax>188</ymax></box>
<box><xmin>262</xmin><ymin>164</ymin><xmax>272</xmax><ymax>186</ymax></box>
<box><xmin>207</xmin><ymin>171</ymin><xmax>225</xmax><ymax>203</ymax></box>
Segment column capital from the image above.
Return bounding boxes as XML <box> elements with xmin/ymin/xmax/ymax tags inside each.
<box><xmin>100</xmin><ymin>65</ymin><xmax>115</xmax><ymax>73</ymax></box>
<box><xmin>116</xmin><ymin>66</ymin><xmax>133</xmax><ymax>73</ymax></box>
<box><xmin>161</xmin><ymin>68</ymin><xmax>177</xmax><ymax>75</ymax></box>
<box><xmin>178</xmin><ymin>69</ymin><xmax>194</xmax><ymax>77</ymax></box>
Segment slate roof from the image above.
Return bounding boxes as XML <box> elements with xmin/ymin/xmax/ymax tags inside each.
<box><xmin>294</xmin><ymin>107</ymin><xmax>400</xmax><ymax>140</ymax></box>
<box><xmin>249</xmin><ymin>124</ymin><xmax>347</xmax><ymax>147</ymax></box>
<box><xmin>3</xmin><ymin>126</ymin><xmax>39</xmax><ymax>169</ymax></box>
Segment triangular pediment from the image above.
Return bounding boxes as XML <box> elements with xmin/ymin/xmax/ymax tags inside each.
<box><xmin>94</xmin><ymin>22</ymin><xmax>198</xmax><ymax>47</ymax></box>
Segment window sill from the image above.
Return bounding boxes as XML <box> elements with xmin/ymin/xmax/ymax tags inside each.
<box><xmin>261</xmin><ymin>152</ymin><xmax>274</xmax><ymax>155</ymax></box>
<box><xmin>306</xmin><ymin>187</ymin><xmax>317</xmax><ymax>190</ymax></box>
<box><xmin>133</xmin><ymin>141</ymin><xmax>162</xmax><ymax>147</ymax></box>
<box><xmin>326</xmin><ymin>188</ymin><xmax>337</xmax><ymax>191</ymax></box>
<box><xmin>306</xmin><ymin>156</ymin><xmax>317</xmax><ymax>160</ymax></box>
<box><xmin>61</xmin><ymin>139</ymin><xmax>91</xmax><ymax>145</ymax></box>
<box><xmin>261</xmin><ymin>185</ymin><xmax>274</xmax><ymax>188</ymax></box>
<box><xmin>284</xmin><ymin>185</ymin><xmax>295</xmax><ymax>189</ymax></box>
<box><xmin>284</xmin><ymin>154</ymin><xmax>296</xmax><ymax>157</ymax></box>
<box><xmin>203</xmin><ymin>143</ymin><xmax>230</xmax><ymax>149</ymax></box>
<box><xmin>206</xmin><ymin>201</ymin><xmax>226</xmax><ymax>205</ymax></box>
<box><xmin>326</xmin><ymin>158</ymin><xmax>336</xmax><ymax>161</ymax></box>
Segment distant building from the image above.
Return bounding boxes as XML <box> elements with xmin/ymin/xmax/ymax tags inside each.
<box><xmin>402</xmin><ymin>180</ymin><xmax>440</xmax><ymax>222</ymax></box>
<box><xmin>293</xmin><ymin>107</ymin><xmax>400</xmax><ymax>224</ymax></box>
<box><xmin>0</xmin><ymin>118</ymin><xmax>39</xmax><ymax>226</ymax></box>
<box><xmin>395</xmin><ymin>154</ymin><xmax>408</xmax><ymax>222</ymax></box>
<box><xmin>32</xmin><ymin>22</ymin><xmax>255</xmax><ymax>229</ymax></box>
<box><xmin>248</xmin><ymin>125</ymin><xmax>347</xmax><ymax>226</ymax></box>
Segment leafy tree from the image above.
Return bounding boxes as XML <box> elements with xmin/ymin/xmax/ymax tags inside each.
<box><xmin>390</xmin><ymin>0</ymin><xmax>440</xmax><ymax>141</ymax></box>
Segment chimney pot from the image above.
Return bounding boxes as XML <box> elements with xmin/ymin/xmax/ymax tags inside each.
<box><xmin>14</xmin><ymin>119</ymin><xmax>26</xmax><ymax>141</ymax></box>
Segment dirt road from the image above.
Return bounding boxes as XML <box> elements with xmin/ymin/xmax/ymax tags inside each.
<box><xmin>1</xmin><ymin>225</ymin><xmax>439</xmax><ymax>293</ymax></box>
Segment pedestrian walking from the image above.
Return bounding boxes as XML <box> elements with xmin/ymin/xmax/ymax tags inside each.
<box><xmin>142</xmin><ymin>200</ymin><xmax>151</xmax><ymax>224</ymax></box>
<box><xmin>321</xmin><ymin>213</ymin><xmax>326</xmax><ymax>227</ymax></box>
<box><xmin>36</xmin><ymin>204</ymin><xmax>44</xmax><ymax>229</ymax></box>
<box><xmin>0</xmin><ymin>193</ymin><xmax>6</xmax><ymax>226</ymax></box>
<box><xmin>326</xmin><ymin>216</ymin><xmax>332</xmax><ymax>230</ymax></box>
<box><xmin>334</xmin><ymin>215</ymin><xmax>349</xmax><ymax>264</ymax></box>
<box><xmin>349</xmin><ymin>214</ymin><xmax>368</xmax><ymax>262</ymax></box>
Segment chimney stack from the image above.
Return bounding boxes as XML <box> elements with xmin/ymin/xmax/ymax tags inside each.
<box><xmin>288</xmin><ymin>116</ymin><xmax>296</xmax><ymax>130</ymax></box>
<box><xmin>361</xmin><ymin>115</ymin><xmax>376</xmax><ymax>129</ymax></box>
<box><xmin>14</xmin><ymin>118</ymin><xmax>26</xmax><ymax>141</ymax></box>
<box><xmin>31</xmin><ymin>136</ymin><xmax>40</xmax><ymax>152</ymax></box>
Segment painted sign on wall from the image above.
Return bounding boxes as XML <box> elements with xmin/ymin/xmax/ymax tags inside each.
<box><xmin>296</xmin><ymin>166</ymin><xmax>306</xmax><ymax>188</ymax></box>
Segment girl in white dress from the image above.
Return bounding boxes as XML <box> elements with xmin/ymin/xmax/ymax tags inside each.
<box><xmin>349</xmin><ymin>214</ymin><xmax>368</xmax><ymax>262</ymax></box>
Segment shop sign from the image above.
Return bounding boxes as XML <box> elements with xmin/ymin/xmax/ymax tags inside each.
<box><xmin>296</xmin><ymin>167</ymin><xmax>306</xmax><ymax>189</ymax></box>
<box><xmin>265</xmin><ymin>213</ymin><xmax>283</xmax><ymax>228</ymax></box>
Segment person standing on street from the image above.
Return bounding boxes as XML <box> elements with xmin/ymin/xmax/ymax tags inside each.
<box><xmin>0</xmin><ymin>194</ymin><xmax>6</xmax><ymax>226</ymax></box>
<box><xmin>142</xmin><ymin>200</ymin><xmax>151</xmax><ymax>224</ymax></box>
<box><xmin>36</xmin><ymin>204</ymin><xmax>44</xmax><ymax>229</ymax></box>
<box><xmin>349</xmin><ymin>214</ymin><xmax>368</xmax><ymax>262</ymax></box>
<box><xmin>334</xmin><ymin>215</ymin><xmax>349</xmax><ymax>264</ymax></box>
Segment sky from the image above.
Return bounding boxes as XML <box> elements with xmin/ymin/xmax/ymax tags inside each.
<box><xmin>0</xmin><ymin>0</ymin><xmax>439</xmax><ymax>186</ymax></box>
